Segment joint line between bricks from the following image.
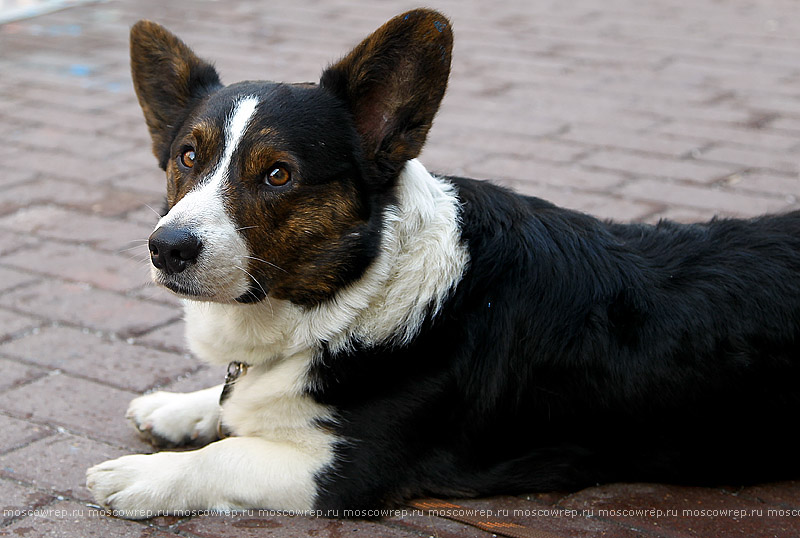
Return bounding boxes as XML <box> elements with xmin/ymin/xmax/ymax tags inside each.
<box><xmin>0</xmin><ymin>408</ymin><xmax>149</xmax><ymax>456</ymax></box>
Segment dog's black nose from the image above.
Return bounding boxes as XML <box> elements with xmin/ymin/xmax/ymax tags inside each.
<box><xmin>148</xmin><ymin>227</ymin><xmax>202</xmax><ymax>275</ymax></box>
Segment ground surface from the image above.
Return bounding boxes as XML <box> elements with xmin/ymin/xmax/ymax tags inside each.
<box><xmin>1</xmin><ymin>0</ymin><xmax>800</xmax><ymax>536</ymax></box>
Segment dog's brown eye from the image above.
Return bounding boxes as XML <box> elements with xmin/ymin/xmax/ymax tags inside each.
<box><xmin>179</xmin><ymin>149</ymin><xmax>196</xmax><ymax>169</ymax></box>
<box><xmin>265</xmin><ymin>164</ymin><xmax>291</xmax><ymax>187</ymax></box>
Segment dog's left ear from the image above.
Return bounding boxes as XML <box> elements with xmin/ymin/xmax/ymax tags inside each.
<box><xmin>320</xmin><ymin>9</ymin><xmax>452</xmax><ymax>178</ymax></box>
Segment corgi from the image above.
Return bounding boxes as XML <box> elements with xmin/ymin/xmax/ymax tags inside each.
<box><xmin>87</xmin><ymin>9</ymin><xmax>800</xmax><ymax>518</ymax></box>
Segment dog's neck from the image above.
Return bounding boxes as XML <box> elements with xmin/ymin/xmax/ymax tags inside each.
<box><xmin>183</xmin><ymin>159</ymin><xmax>469</xmax><ymax>367</ymax></box>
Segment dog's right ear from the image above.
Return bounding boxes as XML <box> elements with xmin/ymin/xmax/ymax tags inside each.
<box><xmin>130</xmin><ymin>21</ymin><xmax>222</xmax><ymax>169</ymax></box>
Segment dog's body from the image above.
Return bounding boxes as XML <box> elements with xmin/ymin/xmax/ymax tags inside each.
<box><xmin>87</xmin><ymin>10</ymin><xmax>800</xmax><ymax>517</ymax></box>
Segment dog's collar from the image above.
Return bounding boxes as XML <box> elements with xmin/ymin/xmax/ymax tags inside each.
<box><xmin>217</xmin><ymin>361</ymin><xmax>249</xmax><ymax>438</ymax></box>
<box><xmin>219</xmin><ymin>361</ymin><xmax>249</xmax><ymax>405</ymax></box>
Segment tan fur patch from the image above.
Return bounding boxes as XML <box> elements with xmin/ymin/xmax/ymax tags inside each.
<box><xmin>235</xmin><ymin>178</ymin><xmax>364</xmax><ymax>305</ymax></box>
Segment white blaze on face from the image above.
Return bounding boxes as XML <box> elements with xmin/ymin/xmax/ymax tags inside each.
<box><xmin>153</xmin><ymin>96</ymin><xmax>261</xmax><ymax>301</ymax></box>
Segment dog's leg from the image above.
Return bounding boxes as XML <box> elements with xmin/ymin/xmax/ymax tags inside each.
<box><xmin>126</xmin><ymin>385</ymin><xmax>222</xmax><ymax>447</ymax></box>
<box><xmin>86</xmin><ymin>437</ymin><xmax>323</xmax><ymax>517</ymax></box>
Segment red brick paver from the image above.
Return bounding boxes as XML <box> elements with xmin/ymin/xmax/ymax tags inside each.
<box><xmin>1</xmin><ymin>0</ymin><xmax>799</xmax><ymax>537</ymax></box>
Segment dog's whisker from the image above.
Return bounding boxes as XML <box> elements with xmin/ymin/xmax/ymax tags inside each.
<box><xmin>240</xmin><ymin>255</ymin><xmax>288</xmax><ymax>274</ymax></box>
<box><xmin>119</xmin><ymin>241</ymin><xmax>150</xmax><ymax>250</ymax></box>
<box><xmin>235</xmin><ymin>265</ymin><xmax>274</xmax><ymax>317</ymax></box>
<box><xmin>143</xmin><ymin>203</ymin><xmax>163</xmax><ymax>218</ymax></box>
<box><xmin>118</xmin><ymin>242</ymin><xmax>151</xmax><ymax>254</ymax></box>
<box><xmin>234</xmin><ymin>264</ymin><xmax>269</xmax><ymax>299</ymax></box>
<box><xmin>264</xmin><ymin>295</ymin><xmax>275</xmax><ymax>318</ymax></box>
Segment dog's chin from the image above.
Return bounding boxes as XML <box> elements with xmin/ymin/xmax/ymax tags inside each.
<box><xmin>153</xmin><ymin>272</ymin><xmax>260</xmax><ymax>304</ymax></box>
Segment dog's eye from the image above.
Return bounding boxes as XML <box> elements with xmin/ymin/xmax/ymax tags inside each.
<box><xmin>265</xmin><ymin>164</ymin><xmax>291</xmax><ymax>187</ymax></box>
<box><xmin>179</xmin><ymin>149</ymin><xmax>196</xmax><ymax>169</ymax></box>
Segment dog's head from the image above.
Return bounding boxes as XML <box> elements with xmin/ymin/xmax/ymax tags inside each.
<box><xmin>130</xmin><ymin>10</ymin><xmax>452</xmax><ymax>306</ymax></box>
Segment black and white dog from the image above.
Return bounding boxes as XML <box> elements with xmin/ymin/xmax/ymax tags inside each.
<box><xmin>87</xmin><ymin>9</ymin><xmax>800</xmax><ymax>518</ymax></box>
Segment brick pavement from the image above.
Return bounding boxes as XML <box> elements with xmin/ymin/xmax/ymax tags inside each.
<box><xmin>1</xmin><ymin>0</ymin><xmax>799</xmax><ymax>536</ymax></box>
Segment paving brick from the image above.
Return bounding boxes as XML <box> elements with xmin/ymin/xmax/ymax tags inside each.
<box><xmin>109</xmin><ymin>169</ymin><xmax>168</xmax><ymax>199</ymax></box>
<box><xmin>717</xmin><ymin>172</ymin><xmax>800</xmax><ymax>200</ymax></box>
<box><xmin>0</xmin><ymin>179</ymin><xmax>150</xmax><ymax>218</ymax></box>
<box><xmin>771</xmin><ymin>117</ymin><xmax>800</xmax><ymax>134</ymax></box>
<box><xmin>177</xmin><ymin>513</ymin><xmax>420</xmax><ymax>538</ymax></box>
<box><xmin>745</xmin><ymin>94</ymin><xmax>800</xmax><ymax>118</ymax></box>
<box><xmin>519</xmin><ymin>491</ymin><xmax>573</xmax><ymax>505</ymax></box>
<box><xmin>17</xmin><ymin>83</ymin><xmax>130</xmax><ymax>113</ymax></box>
<box><xmin>738</xmin><ymin>481</ymin><xmax>800</xmax><ymax>509</ymax></box>
<box><xmin>0</xmin><ymin>434</ymin><xmax>130</xmax><ymax>501</ymax></box>
<box><xmin>134</xmin><ymin>319</ymin><xmax>188</xmax><ymax>354</ymax></box>
<box><xmin>0</xmin><ymin>280</ymin><xmax>180</xmax><ymax>337</ymax></box>
<box><xmin>558</xmin><ymin>124</ymin><xmax>703</xmax><ymax>158</ymax></box>
<box><xmin>591</xmin><ymin>79</ymin><xmax>721</xmax><ymax>108</ymax></box>
<box><xmin>0</xmin><ymin>326</ymin><xmax>197</xmax><ymax>392</ymax></box>
<box><xmin>439</xmin><ymin>130</ymin><xmax>589</xmax><ymax>164</ymax></box>
<box><xmin>0</xmin><ymin>479</ymin><xmax>53</xmax><ymax>525</ymax></box>
<box><xmin>387</xmin><ymin>512</ymin><xmax>495</xmax><ymax>538</ymax></box>
<box><xmin>0</xmin><ymin>266</ymin><xmax>38</xmax><ymax>293</ymax></box>
<box><xmin>0</xmin><ymin>145</ymin><xmax>153</xmax><ymax>184</ymax></box>
<box><xmin>655</xmin><ymin>62</ymin><xmax>787</xmax><ymax>99</ymax></box>
<box><xmin>581</xmin><ymin>150</ymin><xmax>740</xmax><ymax>184</ymax></box>
<box><xmin>120</xmin><ymin>203</ymin><xmax>163</xmax><ymax>227</ymax></box>
<box><xmin>0</xmin><ymin>499</ymin><xmax>175</xmax><ymax>537</ymax></box>
<box><xmin>0</xmin><ymin>357</ymin><xmax>46</xmax><ymax>392</ymax></box>
<box><xmin>618</xmin><ymin>178</ymin><xmax>789</xmax><ymax>216</ymax></box>
<box><xmin>0</xmin><ymin>166</ymin><xmax>38</xmax><ymax>188</ymax></box>
<box><xmin>504</xmin><ymin>181</ymin><xmax>661</xmax><ymax>222</ymax></box>
<box><xmin>0</xmin><ymin>207</ymin><xmax>153</xmax><ymax>253</ymax></box>
<box><xmin>0</xmin><ymin>372</ymin><xmax>149</xmax><ymax>449</ymax></box>
<box><xmin>697</xmin><ymin>145</ymin><xmax>800</xmax><ymax>175</ymax></box>
<box><xmin>131</xmin><ymin>284</ymin><xmax>185</xmax><ymax>309</ymax></box>
<box><xmin>5</xmin><ymin>124</ymin><xmax>140</xmax><ymax>161</ymax></box>
<box><xmin>0</xmin><ymin>229</ymin><xmax>36</xmax><ymax>256</ymax></box>
<box><xmin>0</xmin><ymin>414</ymin><xmax>53</xmax><ymax>454</ymax></box>
<box><xmin>654</xmin><ymin>120</ymin><xmax>800</xmax><ymax>152</ymax></box>
<box><xmin>465</xmin><ymin>159</ymin><xmax>626</xmax><ymax>191</ymax></box>
<box><xmin>566</xmin><ymin>111</ymin><xmax>667</xmax><ymax>134</ymax></box>
<box><xmin>394</xmin><ymin>496</ymin><xmax>645</xmax><ymax>538</ymax></box>
<box><xmin>434</xmin><ymin>104</ymin><xmax>567</xmax><ymax>139</ymax></box>
<box><xmin>561</xmin><ymin>483</ymin><xmax>799</xmax><ymax>538</ymax></box>
<box><xmin>1</xmin><ymin>105</ymin><xmax>127</xmax><ymax>135</ymax></box>
<box><xmin>0</xmin><ymin>307</ymin><xmax>40</xmax><ymax>339</ymax></box>
<box><xmin>2</xmin><ymin>242</ymin><xmax>151</xmax><ymax>293</ymax></box>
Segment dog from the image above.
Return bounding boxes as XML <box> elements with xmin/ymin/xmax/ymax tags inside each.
<box><xmin>87</xmin><ymin>9</ymin><xmax>800</xmax><ymax>518</ymax></box>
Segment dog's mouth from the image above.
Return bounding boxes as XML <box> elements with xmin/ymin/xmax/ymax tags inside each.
<box><xmin>152</xmin><ymin>267</ymin><xmax>263</xmax><ymax>304</ymax></box>
<box><xmin>156</xmin><ymin>275</ymin><xmax>213</xmax><ymax>299</ymax></box>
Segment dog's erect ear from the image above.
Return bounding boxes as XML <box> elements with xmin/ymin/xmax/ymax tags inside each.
<box><xmin>320</xmin><ymin>9</ymin><xmax>452</xmax><ymax>177</ymax></box>
<box><xmin>130</xmin><ymin>21</ymin><xmax>222</xmax><ymax>169</ymax></box>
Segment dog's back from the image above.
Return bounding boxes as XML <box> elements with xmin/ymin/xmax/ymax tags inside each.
<box><xmin>313</xmin><ymin>178</ymin><xmax>800</xmax><ymax>507</ymax></box>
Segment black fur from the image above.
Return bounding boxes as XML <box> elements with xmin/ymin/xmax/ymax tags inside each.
<box><xmin>310</xmin><ymin>177</ymin><xmax>800</xmax><ymax>510</ymax></box>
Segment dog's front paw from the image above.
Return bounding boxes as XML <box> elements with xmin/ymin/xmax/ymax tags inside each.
<box><xmin>86</xmin><ymin>453</ymin><xmax>189</xmax><ymax>519</ymax></box>
<box><xmin>126</xmin><ymin>388</ymin><xmax>220</xmax><ymax>447</ymax></box>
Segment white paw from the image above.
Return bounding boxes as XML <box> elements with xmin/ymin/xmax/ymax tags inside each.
<box><xmin>86</xmin><ymin>452</ymin><xmax>190</xmax><ymax>518</ymax></box>
<box><xmin>126</xmin><ymin>388</ymin><xmax>221</xmax><ymax>447</ymax></box>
